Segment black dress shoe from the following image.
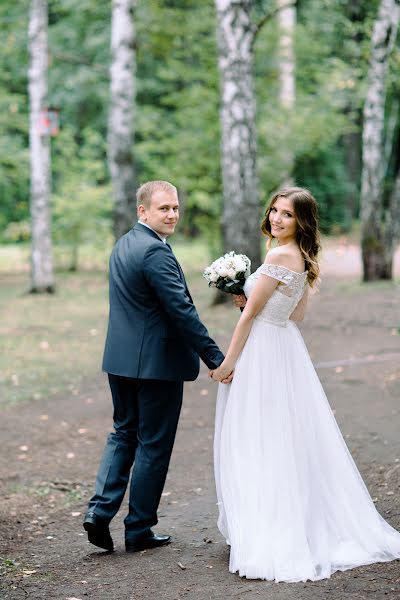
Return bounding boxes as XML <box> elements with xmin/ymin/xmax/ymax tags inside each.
<box><xmin>83</xmin><ymin>512</ymin><xmax>114</xmax><ymax>552</ymax></box>
<box><xmin>125</xmin><ymin>532</ymin><xmax>171</xmax><ymax>552</ymax></box>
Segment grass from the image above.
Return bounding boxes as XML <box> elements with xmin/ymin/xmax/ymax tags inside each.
<box><xmin>0</xmin><ymin>238</ymin><xmax>215</xmax><ymax>275</ymax></box>
<box><xmin>0</xmin><ymin>270</ymin><xmax>109</xmax><ymax>406</ymax></box>
<box><xmin>4</xmin><ymin>235</ymin><xmax>397</xmax><ymax>407</ymax></box>
<box><xmin>0</xmin><ymin>240</ymin><xmax>237</xmax><ymax>407</ymax></box>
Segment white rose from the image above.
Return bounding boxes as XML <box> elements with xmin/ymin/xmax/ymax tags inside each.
<box><xmin>227</xmin><ymin>268</ymin><xmax>236</xmax><ymax>279</ymax></box>
<box><xmin>233</xmin><ymin>257</ymin><xmax>246</xmax><ymax>272</ymax></box>
<box><xmin>209</xmin><ymin>271</ymin><xmax>219</xmax><ymax>283</ymax></box>
<box><xmin>218</xmin><ymin>266</ymin><xmax>229</xmax><ymax>277</ymax></box>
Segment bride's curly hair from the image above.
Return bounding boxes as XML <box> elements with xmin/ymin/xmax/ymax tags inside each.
<box><xmin>261</xmin><ymin>187</ymin><xmax>321</xmax><ymax>287</ymax></box>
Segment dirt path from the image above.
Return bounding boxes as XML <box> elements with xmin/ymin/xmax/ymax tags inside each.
<box><xmin>1</xmin><ymin>255</ymin><xmax>400</xmax><ymax>599</ymax></box>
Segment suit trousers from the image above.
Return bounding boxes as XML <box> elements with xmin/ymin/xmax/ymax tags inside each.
<box><xmin>88</xmin><ymin>374</ymin><xmax>183</xmax><ymax>541</ymax></box>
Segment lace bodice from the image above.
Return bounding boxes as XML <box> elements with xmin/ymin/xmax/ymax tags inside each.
<box><xmin>243</xmin><ymin>264</ymin><xmax>308</xmax><ymax>327</ymax></box>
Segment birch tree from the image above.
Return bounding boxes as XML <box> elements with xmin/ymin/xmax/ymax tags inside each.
<box><xmin>28</xmin><ymin>0</ymin><xmax>54</xmax><ymax>293</ymax></box>
<box><xmin>277</xmin><ymin>0</ymin><xmax>296</xmax><ymax>183</ymax></box>
<box><xmin>360</xmin><ymin>0</ymin><xmax>400</xmax><ymax>281</ymax></box>
<box><xmin>278</xmin><ymin>0</ymin><xmax>295</xmax><ymax>111</ymax></box>
<box><xmin>215</xmin><ymin>0</ymin><xmax>261</xmax><ymax>268</ymax></box>
<box><xmin>108</xmin><ymin>0</ymin><xmax>136</xmax><ymax>240</ymax></box>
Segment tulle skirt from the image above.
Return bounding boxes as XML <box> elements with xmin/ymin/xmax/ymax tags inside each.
<box><xmin>214</xmin><ymin>319</ymin><xmax>400</xmax><ymax>582</ymax></box>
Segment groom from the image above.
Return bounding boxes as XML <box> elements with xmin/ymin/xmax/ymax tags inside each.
<box><xmin>83</xmin><ymin>180</ymin><xmax>225</xmax><ymax>553</ymax></box>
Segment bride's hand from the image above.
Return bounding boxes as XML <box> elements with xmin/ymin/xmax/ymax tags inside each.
<box><xmin>221</xmin><ymin>370</ymin><xmax>234</xmax><ymax>384</ymax></box>
<box><xmin>233</xmin><ymin>294</ymin><xmax>246</xmax><ymax>308</ymax></box>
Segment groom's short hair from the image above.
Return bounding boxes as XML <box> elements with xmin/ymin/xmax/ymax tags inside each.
<box><xmin>136</xmin><ymin>181</ymin><xmax>178</xmax><ymax>208</ymax></box>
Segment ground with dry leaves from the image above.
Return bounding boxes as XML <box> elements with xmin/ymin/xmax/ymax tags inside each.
<box><xmin>0</xmin><ymin>241</ymin><xmax>399</xmax><ymax>600</ymax></box>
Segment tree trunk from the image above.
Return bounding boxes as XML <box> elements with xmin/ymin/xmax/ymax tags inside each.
<box><xmin>108</xmin><ymin>0</ymin><xmax>136</xmax><ymax>241</ymax></box>
<box><xmin>360</xmin><ymin>0</ymin><xmax>400</xmax><ymax>281</ymax></box>
<box><xmin>278</xmin><ymin>0</ymin><xmax>295</xmax><ymax>110</ymax></box>
<box><xmin>28</xmin><ymin>0</ymin><xmax>55</xmax><ymax>293</ymax></box>
<box><xmin>342</xmin><ymin>1</ymin><xmax>366</xmax><ymax>228</ymax></box>
<box><xmin>277</xmin><ymin>0</ymin><xmax>296</xmax><ymax>184</ymax></box>
<box><xmin>215</xmin><ymin>0</ymin><xmax>261</xmax><ymax>269</ymax></box>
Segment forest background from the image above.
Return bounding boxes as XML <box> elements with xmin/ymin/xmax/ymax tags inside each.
<box><xmin>2</xmin><ymin>0</ymin><xmax>399</xmax><ymax>275</ymax></box>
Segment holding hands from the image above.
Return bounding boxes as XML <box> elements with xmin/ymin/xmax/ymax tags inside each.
<box><xmin>209</xmin><ymin>361</ymin><xmax>234</xmax><ymax>384</ymax></box>
<box><xmin>208</xmin><ymin>293</ymin><xmax>248</xmax><ymax>384</ymax></box>
<box><xmin>208</xmin><ymin>295</ymin><xmax>247</xmax><ymax>384</ymax></box>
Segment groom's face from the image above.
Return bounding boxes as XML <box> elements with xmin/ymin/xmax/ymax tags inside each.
<box><xmin>139</xmin><ymin>190</ymin><xmax>180</xmax><ymax>238</ymax></box>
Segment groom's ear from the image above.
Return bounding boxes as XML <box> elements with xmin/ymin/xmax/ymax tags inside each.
<box><xmin>137</xmin><ymin>204</ymin><xmax>146</xmax><ymax>220</ymax></box>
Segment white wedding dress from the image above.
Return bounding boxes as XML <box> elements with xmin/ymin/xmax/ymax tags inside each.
<box><xmin>214</xmin><ymin>263</ymin><xmax>400</xmax><ymax>582</ymax></box>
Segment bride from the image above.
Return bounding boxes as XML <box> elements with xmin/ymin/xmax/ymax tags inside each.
<box><xmin>210</xmin><ymin>187</ymin><xmax>400</xmax><ymax>582</ymax></box>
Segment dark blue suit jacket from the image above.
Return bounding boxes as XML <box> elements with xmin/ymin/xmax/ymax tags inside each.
<box><xmin>102</xmin><ymin>222</ymin><xmax>224</xmax><ymax>381</ymax></box>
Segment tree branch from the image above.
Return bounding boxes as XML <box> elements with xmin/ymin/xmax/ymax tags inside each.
<box><xmin>252</xmin><ymin>1</ymin><xmax>297</xmax><ymax>41</ymax></box>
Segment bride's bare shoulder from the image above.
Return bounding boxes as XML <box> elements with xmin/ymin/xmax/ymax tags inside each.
<box><xmin>265</xmin><ymin>246</ymin><xmax>303</xmax><ymax>271</ymax></box>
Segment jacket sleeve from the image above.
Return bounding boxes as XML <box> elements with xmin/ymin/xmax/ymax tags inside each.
<box><xmin>143</xmin><ymin>243</ymin><xmax>224</xmax><ymax>370</ymax></box>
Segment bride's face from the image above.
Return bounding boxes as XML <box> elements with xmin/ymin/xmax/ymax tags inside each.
<box><xmin>269</xmin><ymin>196</ymin><xmax>297</xmax><ymax>242</ymax></box>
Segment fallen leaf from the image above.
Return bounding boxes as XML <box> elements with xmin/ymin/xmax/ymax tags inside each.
<box><xmin>39</xmin><ymin>414</ymin><xmax>49</xmax><ymax>421</ymax></box>
<box><xmin>177</xmin><ymin>562</ymin><xmax>186</xmax><ymax>570</ymax></box>
<box><xmin>66</xmin><ymin>452</ymin><xmax>75</xmax><ymax>459</ymax></box>
<box><xmin>22</xmin><ymin>570</ymin><xmax>37</xmax><ymax>575</ymax></box>
<box><xmin>19</xmin><ymin>445</ymin><xmax>28</xmax><ymax>452</ymax></box>
<box><xmin>71</xmin><ymin>512</ymin><xmax>81</xmax><ymax>517</ymax></box>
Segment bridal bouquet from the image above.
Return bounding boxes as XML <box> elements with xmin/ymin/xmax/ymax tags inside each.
<box><xmin>203</xmin><ymin>251</ymin><xmax>251</xmax><ymax>295</ymax></box>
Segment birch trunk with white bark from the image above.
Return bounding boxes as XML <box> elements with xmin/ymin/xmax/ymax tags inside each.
<box><xmin>108</xmin><ymin>0</ymin><xmax>136</xmax><ymax>241</ymax></box>
<box><xmin>28</xmin><ymin>0</ymin><xmax>54</xmax><ymax>293</ymax></box>
<box><xmin>215</xmin><ymin>0</ymin><xmax>261</xmax><ymax>268</ymax></box>
<box><xmin>277</xmin><ymin>0</ymin><xmax>296</xmax><ymax>183</ymax></box>
<box><xmin>360</xmin><ymin>0</ymin><xmax>400</xmax><ymax>281</ymax></box>
<box><xmin>278</xmin><ymin>0</ymin><xmax>295</xmax><ymax>110</ymax></box>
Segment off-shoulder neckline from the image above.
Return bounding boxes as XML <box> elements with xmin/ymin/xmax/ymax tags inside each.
<box><xmin>258</xmin><ymin>263</ymin><xmax>308</xmax><ymax>276</ymax></box>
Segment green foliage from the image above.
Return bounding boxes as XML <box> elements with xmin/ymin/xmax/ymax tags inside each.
<box><xmin>1</xmin><ymin>0</ymin><xmax>398</xmax><ymax>247</ymax></box>
<box><xmin>135</xmin><ymin>1</ymin><xmax>222</xmax><ymax>238</ymax></box>
<box><xmin>3</xmin><ymin>220</ymin><xmax>31</xmax><ymax>243</ymax></box>
<box><xmin>294</xmin><ymin>146</ymin><xmax>354</xmax><ymax>232</ymax></box>
<box><xmin>53</xmin><ymin>184</ymin><xmax>112</xmax><ymax>270</ymax></box>
<box><xmin>51</xmin><ymin>126</ymin><xmax>111</xmax><ymax>269</ymax></box>
<box><xmin>0</xmin><ymin>3</ymin><xmax>30</xmax><ymax>233</ymax></box>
